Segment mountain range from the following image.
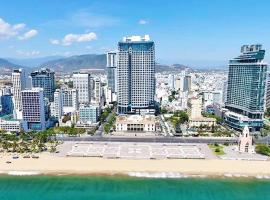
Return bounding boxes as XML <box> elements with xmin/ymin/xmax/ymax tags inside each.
<box><xmin>0</xmin><ymin>54</ymin><xmax>192</xmax><ymax>74</ymax></box>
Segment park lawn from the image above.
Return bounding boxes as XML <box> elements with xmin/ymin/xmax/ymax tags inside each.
<box><xmin>208</xmin><ymin>144</ymin><xmax>225</xmax><ymax>156</ymax></box>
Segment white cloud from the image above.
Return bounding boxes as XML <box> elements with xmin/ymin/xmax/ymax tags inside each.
<box><xmin>138</xmin><ymin>19</ymin><xmax>148</xmax><ymax>25</ymax></box>
<box><xmin>50</xmin><ymin>32</ymin><xmax>97</xmax><ymax>46</ymax></box>
<box><xmin>50</xmin><ymin>39</ymin><xmax>60</xmax><ymax>45</ymax></box>
<box><xmin>0</xmin><ymin>18</ymin><xmax>26</xmax><ymax>39</ymax></box>
<box><xmin>16</xmin><ymin>50</ymin><xmax>40</xmax><ymax>56</ymax></box>
<box><xmin>18</xmin><ymin>29</ymin><xmax>38</xmax><ymax>40</ymax></box>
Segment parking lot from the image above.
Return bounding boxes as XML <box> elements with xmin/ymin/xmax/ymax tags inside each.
<box><xmin>64</xmin><ymin>142</ymin><xmax>205</xmax><ymax>159</ymax></box>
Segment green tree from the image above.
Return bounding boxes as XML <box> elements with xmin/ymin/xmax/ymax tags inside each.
<box><xmin>255</xmin><ymin>144</ymin><xmax>270</xmax><ymax>156</ymax></box>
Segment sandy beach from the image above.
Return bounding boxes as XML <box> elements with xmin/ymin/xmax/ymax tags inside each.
<box><xmin>0</xmin><ymin>153</ymin><xmax>270</xmax><ymax>177</ymax></box>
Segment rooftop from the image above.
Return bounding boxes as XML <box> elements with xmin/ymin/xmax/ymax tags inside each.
<box><xmin>122</xmin><ymin>35</ymin><xmax>150</xmax><ymax>42</ymax></box>
<box><xmin>116</xmin><ymin>114</ymin><xmax>156</xmax><ymax>124</ymax></box>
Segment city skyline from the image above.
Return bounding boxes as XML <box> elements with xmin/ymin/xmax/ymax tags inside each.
<box><xmin>0</xmin><ymin>0</ymin><xmax>269</xmax><ymax>67</ymax></box>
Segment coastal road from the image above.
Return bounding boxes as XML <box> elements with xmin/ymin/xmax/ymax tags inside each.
<box><xmin>57</xmin><ymin>135</ymin><xmax>238</xmax><ymax>144</ymax></box>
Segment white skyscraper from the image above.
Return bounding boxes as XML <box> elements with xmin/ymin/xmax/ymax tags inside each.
<box><xmin>94</xmin><ymin>78</ymin><xmax>101</xmax><ymax>104</ymax></box>
<box><xmin>72</xmin><ymin>72</ymin><xmax>91</xmax><ymax>104</ymax></box>
<box><xmin>21</xmin><ymin>88</ymin><xmax>46</xmax><ymax>130</ymax></box>
<box><xmin>12</xmin><ymin>69</ymin><xmax>26</xmax><ymax>110</ymax></box>
<box><xmin>51</xmin><ymin>89</ymin><xmax>63</xmax><ymax>120</ymax></box>
<box><xmin>117</xmin><ymin>35</ymin><xmax>156</xmax><ymax>114</ymax></box>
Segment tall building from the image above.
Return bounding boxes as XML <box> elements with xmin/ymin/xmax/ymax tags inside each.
<box><xmin>51</xmin><ymin>89</ymin><xmax>63</xmax><ymax>120</ymax></box>
<box><xmin>73</xmin><ymin>72</ymin><xmax>91</xmax><ymax>104</ymax></box>
<box><xmin>222</xmin><ymin>80</ymin><xmax>228</xmax><ymax>105</ymax></box>
<box><xmin>107</xmin><ymin>51</ymin><xmax>117</xmax><ymax>93</ymax></box>
<box><xmin>265</xmin><ymin>72</ymin><xmax>270</xmax><ymax>109</ymax></box>
<box><xmin>225</xmin><ymin>44</ymin><xmax>267</xmax><ymax>131</ymax></box>
<box><xmin>0</xmin><ymin>94</ymin><xmax>14</xmax><ymax>116</ymax></box>
<box><xmin>30</xmin><ymin>68</ymin><xmax>55</xmax><ymax>102</ymax></box>
<box><xmin>117</xmin><ymin>35</ymin><xmax>156</xmax><ymax>114</ymax></box>
<box><xmin>12</xmin><ymin>69</ymin><xmax>27</xmax><ymax>110</ymax></box>
<box><xmin>94</xmin><ymin>78</ymin><xmax>101</xmax><ymax>104</ymax></box>
<box><xmin>62</xmin><ymin>88</ymin><xmax>79</xmax><ymax>113</ymax></box>
<box><xmin>183</xmin><ymin>75</ymin><xmax>191</xmax><ymax>92</ymax></box>
<box><xmin>21</xmin><ymin>88</ymin><xmax>46</xmax><ymax>130</ymax></box>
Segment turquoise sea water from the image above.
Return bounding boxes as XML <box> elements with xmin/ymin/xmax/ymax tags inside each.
<box><xmin>0</xmin><ymin>176</ymin><xmax>269</xmax><ymax>200</ymax></box>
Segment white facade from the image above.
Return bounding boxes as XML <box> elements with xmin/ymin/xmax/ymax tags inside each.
<box><xmin>11</xmin><ymin>69</ymin><xmax>26</xmax><ymax>111</ymax></box>
<box><xmin>0</xmin><ymin>119</ymin><xmax>27</xmax><ymax>132</ymax></box>
<box><xmin>94</xmin><ymin>78</ymin><xmax>101</xmax><ymax>104</ymax></box>
<box><xmin>187</xmin><ymin>97</ymin><xmax>202</xmax><ymax>119</ymax></box>
<box><xmin>62</xmin><ymin>88</ymin><xmax>78</xmax><ymax>114</ymax></box>
<box><xmin>51</xmin><ymin>89</ymin><xmax>63</xmax><ymax>120</ymax></box>
<box><xmin>238</xmin><ymin>126</ymin><xmax>254</xmax><ymax>153</ymax></box>
<box><xmin>116</xmin><ymin>115</ymin><xmax>156</xmax><ymax>132</ymax></box>
<box><xmin>73</xmin><ymin>72</ymin><xmax>91</xmax><ymax>104</ymax></box>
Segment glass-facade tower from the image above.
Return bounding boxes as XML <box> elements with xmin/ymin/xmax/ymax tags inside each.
<box><xmin>225</xmin><ymin>44</ymin><xmax>267</xmax><ymax>131</ymax></box>
<box><xmin>31</xmin><ymin>68</ymin><xmax>55</xmax><ymax>102</ymax></box>
<box><xmin>117</xmin><ymin>35</ymin><xmax>156</xmax><ymax>114</ymax></box>
<box><xmin>107</xmin><ymin>51</ymin><xmax>117</xmax><ymax>93</ymax></box>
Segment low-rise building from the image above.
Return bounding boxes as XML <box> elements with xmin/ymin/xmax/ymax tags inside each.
<box><xmin>187</xmin><ymin>96</ymin><xmax>216</xmax><ymax>127</ymax></box>
<box><xmin>79</xmin><ymin>105</ymin><xmax>100</xmax><ymax>124</ymax></box>
<box><xmin>0</xmin><ymin>115</ymin><xmax>27</xmax><ymax>132</ymax></box>
<box><xmin>116</xmin><ymin>115</ymin><xmax>156</xmax><ymax>132</ymax></box>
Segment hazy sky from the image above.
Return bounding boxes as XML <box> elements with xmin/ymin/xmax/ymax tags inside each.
<box><xmin>0</xmin><ymin>0</ymin><xmax>269</xmax><ymax>67</ymax></box>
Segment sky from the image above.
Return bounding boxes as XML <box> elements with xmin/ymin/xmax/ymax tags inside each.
<box><xmin>0</xmin><ymin>0</ymin><xmax>270</xmax><ymax>67</ymax></box>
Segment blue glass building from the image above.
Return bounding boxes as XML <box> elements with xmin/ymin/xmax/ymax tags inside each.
<box><xmin>107</xmin><ymin>52</ymin><xmax>117</xmax><ymax>93</ymax></box>
<box><xmin>31</xmin><ymin>68</ymin><xmax>55</xmax><ymax>102</ymax></box>
<box><xmin>225</xmin><ymin>44</ymin><xmax>267</xmax><ymax>131</ymax></box>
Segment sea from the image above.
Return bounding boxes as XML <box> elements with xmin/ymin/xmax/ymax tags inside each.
<box><xmin>0</xmin><ymin>175</ymin><xmax>269</xmax><ymax>200</ymax></box>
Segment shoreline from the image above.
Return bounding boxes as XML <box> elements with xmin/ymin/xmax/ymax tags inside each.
<box><xmin>1</xmin><ymin>170</ymin><xmax>270</xmax><ymax>180</ymax></box>
<box><xmin>0</xmin><ymin>154</ymin><xmax>270</xmax><ymax>178</ymax></box>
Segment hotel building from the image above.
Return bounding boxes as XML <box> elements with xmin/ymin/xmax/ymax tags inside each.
<box><xmin>225</xmin><ymin>44</ymin><xmax>267</xmax><ymax>131</ymax></box>
<box><xmin>117</xmin><ymin>35</ymin><xmax>156</xmax><ymax>114</ymax></box>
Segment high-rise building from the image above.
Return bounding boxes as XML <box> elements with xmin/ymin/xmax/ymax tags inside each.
<box><xmin>12</xmin><ymin>69</ymin><xmax>27</xmax><ymax>110</ymax></box>
<box><xmin>51</xmin><ymin>89</ymin><xmax>63</xmax><ymax>120</ymax></box>
<box><xmin>107</xmin><ymin>51</ymin><xmax>117</xmax><ymax>93</ymax></box>
<box><xmin>117</xmin><ymin>35</ymin><xmax>156</xmax><ymax>114</ymax></box>
<box><xmin>62</xmin><ymin>88</ymin><xmax>79</xmax><ymax>113</ymax></box>
<box><xmin>30</xmin><ymin>68</ymin><xmax>55</xmax><ymax>102</ymax></box>
<box><xmin>21</xmin><ymin>88</ymin><xmax>46</xmax><ymax>130</ymax></box>
<box><xmin>225</xmin><ymin>44</ymin><xmax>267</xmax><ymax>131</ymax></box>
<box><xmin>183</xmin><ymin>75</ymin><xmax>191</xmax><ymax>92</ymax></box>
<box><xmin>0</xmin><ymin>94</ymin><xmax>14</xmax><ymax>116</ymax></box>
<box><xmin>222</xmin><ymin>80</ymin><xmax>228</xmax><ymax>105</ymax></box>
<box><xmin>265</xmin><ymin>72</ymin><xmax>270</xmax><ymax>109</ymax></box>
<box><xmin>73</xmin><ymin>72</ymin><xmax>91</xmax><ymax>104</ymax></box>
<box><xmin>94</xmin><ymin>78</ymin><xmax>101</xmax><ymax>104</ymax></box>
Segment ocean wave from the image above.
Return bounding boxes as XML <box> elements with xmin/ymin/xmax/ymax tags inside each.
<box><xmin>255</xmin><ymin>175</ymin><xmax>270</xmax><ymax>179</ymax></box>
<box><xmin>127</xmin><ymin>172</ymin><xmax>206</xmax><ymax>179</ymax></box>
<box><xmin>7</xmin><ymin>171</ymin><xmax>41</xmax><ymax>176</ymax></box>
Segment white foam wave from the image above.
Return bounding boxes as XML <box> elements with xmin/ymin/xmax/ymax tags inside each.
<box><xmin>127</xmin><ymin>172</ymin><xmax>206</xmax><ymax>179</ymax></box>
<box><xmin>7</xmin><ymin>171</ymin><xmax>41</xmax><ymax>176</ymax></box>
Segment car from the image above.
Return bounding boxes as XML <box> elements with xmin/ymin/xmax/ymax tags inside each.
<box><xmin>12</xmin><ymin>155</ymin><xmax>19</xmax><ymax>159</ymax></box>
<box><xmin>6</xmin><ymin>161</ymin><xmax>11</xmax><ymax>164</ymax></box>
<box><xmin>23</xmin><ymin>155</ymin><xmax>31</xmax><ymax>158</ymax></box>
<box><xmin>31</xmin><ymin>155</ymin><xmax>39</xmax><ymax>159</ymax></box>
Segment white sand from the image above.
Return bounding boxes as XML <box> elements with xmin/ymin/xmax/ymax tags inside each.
<box><xmin>0</xmin><ymin>153</ymin><xmax>270</xmax><ymax>176</ymax></box>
